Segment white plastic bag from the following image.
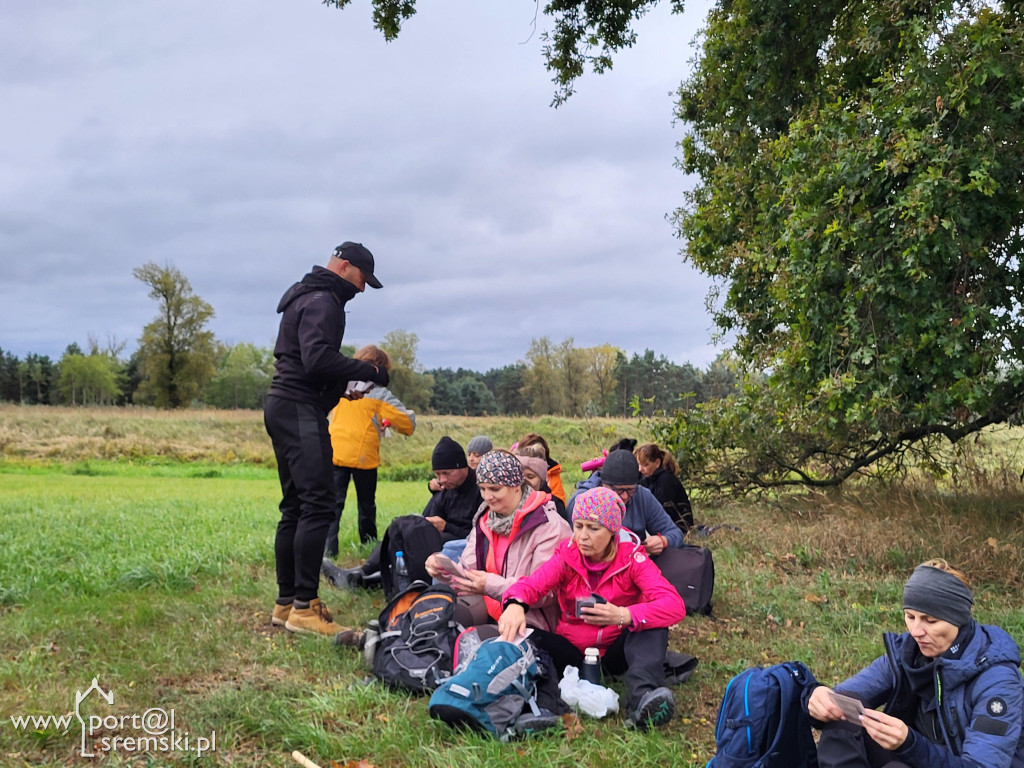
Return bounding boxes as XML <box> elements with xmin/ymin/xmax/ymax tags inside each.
<box><xmin>558</xmin><ymin>665</ymin><xmax>620</xmax><ymax>717</ymax></box>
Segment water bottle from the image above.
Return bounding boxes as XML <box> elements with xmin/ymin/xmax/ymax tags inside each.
<box><xmin>362</xmin><ymin>619</ymin><xmax>380</xmax><ymax>669</ymax></box>
<box><xmin>394</xmin><ymin>550</ymin><xmax>410</xmax><ymax>593</ymax></box>
<box><xmin>582</xmin><ymin>647</ymin><xmax>602</xmax><ymax>685</ymax></box>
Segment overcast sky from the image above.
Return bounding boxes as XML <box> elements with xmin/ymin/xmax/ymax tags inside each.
<box><xmin>1</xmin><ymin>0</ymin><xmax>726</xmax><ymax>373</ymax></box>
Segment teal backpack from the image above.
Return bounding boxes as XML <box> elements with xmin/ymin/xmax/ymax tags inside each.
<box><xmin>428</xmin><ymin>633</ymin><xmax>542</xmax><ymax>740</ymax></box>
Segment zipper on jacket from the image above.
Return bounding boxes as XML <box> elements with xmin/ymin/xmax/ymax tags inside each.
<box><xmin>934</xmin><ymin>668</ymin><xmax>962</xmax><ymax>757</ymax></box>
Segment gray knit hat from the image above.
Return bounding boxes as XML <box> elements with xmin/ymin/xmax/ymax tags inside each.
<box><xmin>601</xmin><ymin>449</ymin><xmax>640</xmax><ymax>485</ymax></box>
<box><xmin>466</xmin><ymin>435</ymin><xmax>493</xmax><ymax>455</ymax></box>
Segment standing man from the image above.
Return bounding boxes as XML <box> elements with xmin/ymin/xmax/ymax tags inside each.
<box><xmin>265</xmin><ymin>242</ymin><xmax>389</xmax><ymax>637</ymax></box>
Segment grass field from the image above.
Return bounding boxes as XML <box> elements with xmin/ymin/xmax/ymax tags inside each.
<box><xmin>2</xmin><ymin>405</ymin><xmax>1024</xmax><ymax>767</ymax></box>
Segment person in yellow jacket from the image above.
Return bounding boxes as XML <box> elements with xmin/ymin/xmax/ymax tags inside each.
<box><xmin>325</xmin><ymin>345</ymin><xmax>415</xmax><ymax>552</ymax></box>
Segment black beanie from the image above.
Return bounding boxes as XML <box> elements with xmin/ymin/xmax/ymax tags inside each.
<box><xmin>601</xmin><ymin>449</ymin><xmax>639</xmax><ymax>485</ymax></box>
<box><xmin>432</xmin><ymin>436</ymin><xmax>467</xmax><ymax>471</ymax></box>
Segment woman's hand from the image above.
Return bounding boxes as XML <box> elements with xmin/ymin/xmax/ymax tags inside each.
<box><xmin>498</xmin><ymin>604</ymin><xmax>527</xmax><ymax>641</ymax></box>
<box><xmin>807</xmin><ymin>686</ymin><xmax>844</xmax><ymax>722</ymax></box>
<box><xmin>860</xmin><ymin>709</ymin><xmax>909</xmax><ymax>750</ymax></box>
<box><xmin>424</xmin><ymin>554</ymin><xmax>447</xmax><ymax>581</ymax></box>
<box><xmin>580</xmin><ymin>602</ymin><xmax>631</xmax><ymax>627</ymax></box>
<box><xmin>451</xmin><ymin>569</ymin><xmax>487</xmax><ymax>596</ymax></box>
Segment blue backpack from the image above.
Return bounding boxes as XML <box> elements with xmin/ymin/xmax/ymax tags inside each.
<box><xmin>428</xmin><ymin>633</ymin><xmax>542</xmax><ymax>740</ymax></box>
<box><xmin>706</xmin><ymin>661</ymin><xmax>820</xmax><ymax>768</ymax></box>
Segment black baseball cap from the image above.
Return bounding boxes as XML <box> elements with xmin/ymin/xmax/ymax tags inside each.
<box><xmin>333</xmin><ymin>241</ymin><xmax>382</xmax><ymax>289</ymax></box>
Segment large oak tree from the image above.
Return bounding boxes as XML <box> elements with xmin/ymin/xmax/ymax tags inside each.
<box><xmin>337</xmin><ymin>0</ymin><xmax>1024</xmax><ymax>490</ymax></box>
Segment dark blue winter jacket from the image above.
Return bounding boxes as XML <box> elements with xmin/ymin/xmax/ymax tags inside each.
<box><xmin>831</xmin><ymin>621</ymin><xmax>1024</xmax><ymax>768</ymax></box>
<box><xmin>568</xmin><ymin>471</ymin><xmax>684</xmax><ymax>548</ymax></box>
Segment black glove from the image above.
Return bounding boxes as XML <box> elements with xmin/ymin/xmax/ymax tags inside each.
<box><xmin>369</xmin><ymin>365</ymin><xmax>390</xmax><ymax>387</ymax></box>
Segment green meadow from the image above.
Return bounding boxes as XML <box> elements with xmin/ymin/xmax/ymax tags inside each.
<box><xmin>2</xmin><ymin>406</ymin><xmax>1024</xmax><ymax>767</ymax></box>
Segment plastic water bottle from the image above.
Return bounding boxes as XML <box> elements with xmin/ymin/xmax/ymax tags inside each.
<box><xmin>394</xmin><ymin>550</ymin><xmax>410</xmax><ymax>593</ymax></box>
<box><xmin>582</xmin><ymin>647</ymin><xmax>602</xmax><ymax>685</ymax></box>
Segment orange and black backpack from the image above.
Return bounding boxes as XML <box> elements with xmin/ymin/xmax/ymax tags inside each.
<box><xmin>371</xmin><ymin>581</ymin><xmax>460</xmax><ymax>693</ymax></box>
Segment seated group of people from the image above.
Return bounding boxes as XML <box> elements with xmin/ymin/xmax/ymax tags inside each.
<box><xmin>323</xmin><ymin>434</ymin><xmax>693</xmax><ymax>729</ymax></box>
<box><xmin>320</xmin><ymin>435</ymin><xmax>1024</xmax><ymax>761</ymax></box>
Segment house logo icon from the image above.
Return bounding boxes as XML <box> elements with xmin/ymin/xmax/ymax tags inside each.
<box><xmin>74</xmin><ymin>678</ymin><xmax>113</xmax><ymax>758</ymax></box>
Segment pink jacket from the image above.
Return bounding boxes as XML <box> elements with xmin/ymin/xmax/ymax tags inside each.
<box><xmin>504</xmin><ymin>528</ymin><xmax>686</xmax><ymax>652</ymax></box>
<box><xmin>459</xmin><ymin>489</ymin><xmax>571</xmax><ymax>632</ymax></box>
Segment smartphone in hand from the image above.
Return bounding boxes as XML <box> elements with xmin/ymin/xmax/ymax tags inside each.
<box><xmin>574</xmin><ymin>593</ymin><xmax>607</xmax><ymax>617</ymax></box>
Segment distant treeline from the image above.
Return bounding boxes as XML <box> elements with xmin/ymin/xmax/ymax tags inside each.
<box><xmin>0</xmin><ymin>333</ymin><xmax>737</xmax><ymax>417</ymax></box>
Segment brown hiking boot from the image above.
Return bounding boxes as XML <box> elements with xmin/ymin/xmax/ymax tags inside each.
<box><xmin>271</xmin><ymin>602</ymin><xmax>292</xmax><ymax>627</ymax></box>
<box><xmin>285</xmin><ymin>598</ymin><xmax>347</xmax><ymax>637</ymax></box>
<box><xmin>332</xmin><ymin>628</ymin><xmax>366</xmax><ymax>649</ymax></box>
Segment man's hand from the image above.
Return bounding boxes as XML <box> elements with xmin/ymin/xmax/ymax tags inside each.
<box><xmin>424</xmin><ymin>516</ymin><xmax>446</xmax><ymax>533</ymax></box>
<box><xmin>643</xmin><ymin>534</ymin><xmax>667</xmax><ymax>556</ymax></box>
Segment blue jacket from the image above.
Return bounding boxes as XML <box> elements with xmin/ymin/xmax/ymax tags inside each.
<box><xmin>831</xmin><ymin>622</ymin><xmax>1024</xmax><ymax>768</ymax></box>
<box><xmin>568</xmin><ymin>471</ymin><xmax>684</xmax><ymax>548</ymax></box>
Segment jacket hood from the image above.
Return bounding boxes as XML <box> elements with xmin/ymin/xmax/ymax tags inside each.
<box><xmin>276</xmin><ymin>265</ymin><xmax>358</xmax><ymax>313</ymax></box>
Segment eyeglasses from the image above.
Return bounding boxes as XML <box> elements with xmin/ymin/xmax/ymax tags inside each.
<box><xmin>603</xmin><ymin>484</ymin><xmax>637</xmax><ymax>499</ymax></box>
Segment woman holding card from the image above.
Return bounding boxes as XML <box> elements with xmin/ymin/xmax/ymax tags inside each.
<box><xmin>806</xmin><ymin>559</ymin><xmax>1024</xmax><ymax>768</ymax></box>
<box><xmin>424</xmin><ymin>450</ymin><xmax>570</xmax><ymax>631</ymax></box>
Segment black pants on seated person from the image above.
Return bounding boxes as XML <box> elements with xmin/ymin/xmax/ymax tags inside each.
<box><xmin>817</xmin><ymin>721</ymin><xmax>911</xmax><ymax>768</ymax></box>
<box><xmin>528</xmin><ymin>627</ymin><xmax>669</xmax><ymax>712</ymax></box>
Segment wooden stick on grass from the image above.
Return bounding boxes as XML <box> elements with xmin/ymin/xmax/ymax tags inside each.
<box><xmin>291</xmin><ymin>750</ymin><xmax>322</xmax><ymax>768</ymax></box>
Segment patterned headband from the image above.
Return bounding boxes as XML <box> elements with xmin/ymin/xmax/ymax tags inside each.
<box><xmin>476</xmin><ymin>451</ymin><xmax>524</xmax><ymax>487</ymax></box>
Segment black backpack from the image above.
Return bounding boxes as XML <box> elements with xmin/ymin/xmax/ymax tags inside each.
<box><xmin>706</xmin><ymin>661</ymin><xmax>819</xmax><ymax>768</ymax></box>
<box><xmin>372</xmin><ymin>581</ymin><xmax>460</xmax><ymax>693</ymax></box>
<box><xmin>656</xmin><ymin>544</ymin><xmax>715</xmax><ymax>616</ymax></box>
<box><xmin>379</xmin><ymin>515</ymin><xmax>443</xmax><ymax>599</ymax></box>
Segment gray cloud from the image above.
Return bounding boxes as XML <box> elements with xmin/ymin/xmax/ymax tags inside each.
<box><xmin>0</xmin><ymin>0</ymin><xmax>726</xmax><ymax>372</ymax></box>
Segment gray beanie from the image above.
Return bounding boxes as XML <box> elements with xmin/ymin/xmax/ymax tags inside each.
<box><xmin>902</xmin><ymin>564</ymin><xmax>974</xmax><ymax>627</ymax></box>
<box><xmin>466</xmin><ymin>435</ymin><xmax>493</xmax><ymax>455</ymax></box>
<box><xmin>601</xmin><ymin>450</ymin><xmax>640</xmax><ymax>485</ymax></box>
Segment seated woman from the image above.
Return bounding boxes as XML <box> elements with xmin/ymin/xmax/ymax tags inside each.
<box><xmin>424</xmin><ymin>450</ymin><xmax>570</xmax><ymax>632</ymax></box>
<box><xmin>634</xmin><ymin>442</ymin><xmax>694</xmax><ymax>533</ymax></box>
<box><xmin>513</xmin><ymin>433</ymin><xmax>566</xmax><ymax>505</ymax></box>
<box><xmin>807</xmin><ymin>559</ymin><xmax>1024</xmax><ymax>768</ymax></box>
<box><xmin>515</xmin><ymin>451</ymin><xmax>568</xmax><ymax>521</ymax></box>
<box><xmin>498</xmin><ymin>486</ymin><xmax>686</xmax><ymax>730</ymax></box>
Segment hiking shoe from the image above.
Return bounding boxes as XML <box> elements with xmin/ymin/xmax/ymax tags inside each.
<box><xmin>321</xmin><ymin>558</ymin><xmax>366</xmax><ymax>590</ymax></box>
<box><xmin>512</xmin><ymin>709</ymin><xmax>560</xmax><ymax>738</ymax></box>
<box><xmin>271</xmin><ymin>602</ymin><xmax>292</xmax><ymax>627</ymax></box>
<box><xmin>285</xmin><ymin>598</ymin><xmax>347</xmax><ymax>637</ymax></box>
<box><xmin>628</xmin><ymin>687</ymin><xmax>675</xmax><ymax>730</ymax></box>
<box><xmin>332</xmin><ymin>628</ymin><xmax>366</xmax><ymax>649</ymax></box>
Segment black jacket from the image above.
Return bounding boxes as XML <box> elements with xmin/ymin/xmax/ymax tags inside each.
<box><xmin>267</xmin><ymin>266</ymin><xmax>381</xmax><ymax>411</ymax></box>
<box><xmin>421</xmin><ymin>469</ymin><xmax>483</xmax><ymax>542</ymax></box>
<box><xmin>640</xmin><ymin>467</ymin><xmax>694</xmax><ymax>532</ymax></box>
